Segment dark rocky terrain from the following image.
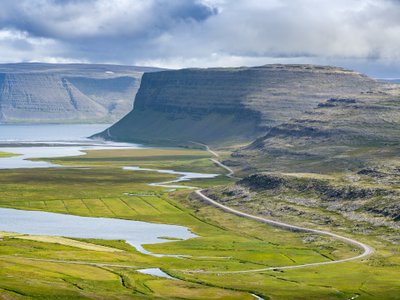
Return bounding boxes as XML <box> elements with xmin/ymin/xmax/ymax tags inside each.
<box><xmin>206</xmin><ymin>169</ymin><xmax>400</xmax><ymax>238</ymax></box>
<box><xmin>0</xmin><ymin>63</ymin><xmax>161</xmax><ymax>123</ymax></box>
<box><xmin>237</xmin><ymin>84</ymin><xmax>400</xmax><ymax>174</ymax></box>
<box><xmin>207</xmin><ymin>161</ymin><xmax>400</xmax><ymax>227</ymax></box>
<box><xmin>96</xmin><ymin>64</ymin><xmax>379</xmax><ymax>145</ymax></box>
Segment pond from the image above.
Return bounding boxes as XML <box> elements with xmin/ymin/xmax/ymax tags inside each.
<box><xmin>0</xmin><ymin>124</ymin><xmax>218</xmax><ymax>256</ymax></box>
<box><xmin>0</xmin><ymin>207</ymin><xmax>197</xmax><ymax>255</ymax></box>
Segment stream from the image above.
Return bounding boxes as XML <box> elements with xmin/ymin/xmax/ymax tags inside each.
<box><xmin>0</xmin><ymin>125</ymin><xmax>214</xmax><ymax>269</ymax></box>
<box><xmin>0</xmin><ymin>124</ymin><xmax>266</xmax><ymax>299</ymax></box>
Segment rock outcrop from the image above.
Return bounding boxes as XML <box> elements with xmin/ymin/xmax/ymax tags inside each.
<box><xmin>0</xmin><ymin>63</ymin><xmax>161</xmax><ymax>123</ymax></box>
<box><xmin>209</xmin><ymin>172</ymin><xmax>400</xmax><ymax>228</ymax></box>
<box><xmin>239</xmin><ymin>173</ymin><xmax>390</xmax><ymax>201</ymax></box>
<box><xmin>97</xmin><ymin>64</ymin><xmax>380</xmax><ymax>145</ymax></box>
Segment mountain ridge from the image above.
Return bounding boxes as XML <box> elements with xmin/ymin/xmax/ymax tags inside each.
<box><xmin>96</xmin><ymin>64</ymin><xmax>381</xmax><ymax>145</ymax></box>
<box><xmin>0</xmin><ymin>63</ymin><xmax>162</xmax><ymax>123</ymax></box>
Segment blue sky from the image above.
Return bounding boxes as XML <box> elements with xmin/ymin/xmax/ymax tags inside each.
<box><xmin>0</xmin><ymin>0</ymin><xmax>399</xmax><ymax>77</ymax></box>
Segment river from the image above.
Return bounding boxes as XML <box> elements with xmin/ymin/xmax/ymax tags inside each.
<box><xmin>0</xmin><ymin>124</ymin><xmax>201</xmax><ymax>256</ymax></box>
<box><xmin>0</xmin><ymin>124</ymin><xmax>268</xmax><ymax>298</ymax></box>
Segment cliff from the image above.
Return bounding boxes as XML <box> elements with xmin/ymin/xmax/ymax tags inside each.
<box><xmin>97</xmin><ymin>64</ymin><xmax>380</xmax><ymax>145</ymax></box>
<box><xmin>0</xmin><ymin>63</ymin><xmax>161</xmax><ymax>123</ymax></box>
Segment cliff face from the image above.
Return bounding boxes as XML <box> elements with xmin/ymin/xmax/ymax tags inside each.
<box><xmin>0</xmin><ymin>63</ymin><xmax>160</xmax><ymax>123</ymax></box>
<box><xmin>98</xmin><ymin>64</ymin><xmax>380</xmax><ymax>145</ymax></box>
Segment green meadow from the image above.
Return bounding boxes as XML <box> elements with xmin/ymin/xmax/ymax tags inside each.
<box><xmin>0</xmin><ymin>151</ymin><xmax>20</xmax><ymax>158</ymax></box>
<box><xmin>0</xmin><ymin>148</ymin><xmax>399</xmax><ymax>299</ymax></box>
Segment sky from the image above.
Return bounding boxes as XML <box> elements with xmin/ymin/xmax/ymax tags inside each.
<box><xmin>0</xmin><ymin>0</ymin><xmax>400</xmax><ymax>77</ymax></box>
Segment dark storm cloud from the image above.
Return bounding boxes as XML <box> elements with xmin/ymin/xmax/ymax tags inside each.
<box><xmin>0</xmin><ymin>0</ymin><xmax>216</xmax><ymax>39</ymax></box>
<box><xmin>0</xmin><ymin>0</ymin><xmax>400</xmax><ymax>76</ymax></box>
<box><xmin>0</xmin><ymin>0</ymin><xmax>218</xmax><ymax>63</ymax></box>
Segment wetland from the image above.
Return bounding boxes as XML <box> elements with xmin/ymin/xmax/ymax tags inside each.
<box><xmin>0</xmin><ymin>124</ymin><xmax>399</xmax><ymax>299</ymax></box>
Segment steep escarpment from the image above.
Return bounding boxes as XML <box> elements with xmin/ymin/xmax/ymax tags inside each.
<box><xmin>97</xmin><ymin>64</ymin><xmax>379</xmax><ymax>145</ymax></box>
<box><xmin>0</xmin><ymin>63</ymin><xmax>160</xmax><ymax>123</ymax></box>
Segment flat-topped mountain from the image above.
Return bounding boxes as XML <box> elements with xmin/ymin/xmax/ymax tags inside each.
<box><xmin>238</xmin><ymin>87</ymin><xmax>400</xmax><ymax>174</ymax></box>
<box><xmin>96</xmin><ymin>64</ymin><xmax>380</xmax><ymax>145</ymax></box>
<box><xmin>0</xmin><ymin>63</ymin><xmax>161</xmax><ymax>123</ymax></box>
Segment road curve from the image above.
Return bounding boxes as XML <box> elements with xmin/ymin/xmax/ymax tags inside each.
<box><xmin>191</xmin><ymin>145</ymin><xmax>374</xmax><ymax>274</ymax></box>
<box><xmin>189</xmin><ymin>141</ymin><xmax>220</xmax><ymax>158</ymax></box>
<box><xmin>210</xmin><ymin>158</ymin><xmax>235</xmax><ymax>178</ymax></box>
<box><xmin>194</xmin><ymin>190</ymin><xmax>373</xmax><ymax>274</ymax></box>
<box><xmin>0</xmin><ymin>144</ymin><xmax>374</xmax><ymax>278</ymax></box>
<box><xmin>189</xmin><ymin>141</ymin><xmax>235</xmax><ymax>178</ymax></box>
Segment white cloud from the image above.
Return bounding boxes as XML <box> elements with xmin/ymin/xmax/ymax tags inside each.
<box><xmin>137</xmin><ymin>53</ymin><xmax>313</xmax><ymax>69</ymax></box>
<box><xmin>0</xmin><ymin>28</ymin><xmax>78</xmax><ymax>63</ymax></box>
<box><xmin>0</xmin><ymin>0</ymin><xmax>400</xmax><ymax>76</ymax></box>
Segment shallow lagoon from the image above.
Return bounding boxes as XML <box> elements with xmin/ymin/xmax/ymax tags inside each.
<box><xmin>0</xmin><ymin>124</ymin><xmax>205</xmax><ymax>256</ymax></box>
<box><xmin>0</xmin><ymin>207</ymin><xmax>197</xmax><ymax>255</ymax></box>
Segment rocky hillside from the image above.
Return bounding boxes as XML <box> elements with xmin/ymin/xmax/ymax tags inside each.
<box><xmin>206</xmin><ymin>171</ymin><xmax>400</xmax><ymax>235</ymax></box>
<box><xmin>0</xmin><ymin>63</ymin><xmax>160</xmax><ymax>123</ymax></box>
<box><xmin>96</xmin><ymin>64</ymin><xmax>379</xmax><ymax>145</ymax></box>
<box><xmin>236</xmin><ymin>83</ymin><xmax>400</xmax><ymax>174</ymax></box>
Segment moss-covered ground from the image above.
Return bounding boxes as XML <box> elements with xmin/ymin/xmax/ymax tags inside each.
<box><xmin>0</xmin><ymin>148</ymin><xmax>399</xmax><ymax>299</ymax></box>
<box><xmin>0</xmin><ymin>151</ymin><xmax>20</xmax><ymax>158</ymax></box>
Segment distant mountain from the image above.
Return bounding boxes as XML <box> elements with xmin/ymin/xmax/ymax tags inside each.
<box><xmin>95</xmin><ymin>64</ymin><xmax>380</xmax><ymax>145</ymax></box>
<box><xmin>0</xmin><ymin>63</ymin><xmax>162</xmax><ymax>123</ymax></box>
<box><xmin>378</xmin><ymin>78</ymin><xmax>400</xmax><ymax>84</ymax></box>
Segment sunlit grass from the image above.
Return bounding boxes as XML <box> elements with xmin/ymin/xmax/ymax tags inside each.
<box><xmin>0</xmin><ymin>151</ymin><xmax>20</xmax><ymax>158</ymax></box>
<box><xmin>0</xmin><ymin>147</ymin><xmax>399</xmax><ymax>299</ymax></box>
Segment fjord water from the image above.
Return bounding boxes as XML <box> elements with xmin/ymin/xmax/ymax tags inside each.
<box><xmin>0</xmin><ymin>123</ymin><xmax>111</xmax><ymax>142</ymax></box>
<box><xmin>0</xmin><ymin>124</ymin><xmax>142</xmax><ymax>169</ymax></box>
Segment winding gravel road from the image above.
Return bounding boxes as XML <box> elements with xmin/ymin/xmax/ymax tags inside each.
<box><xmin>191</xmin><ymin>145</ymin><xmax>374</xmax><ymax>274</ymax></box>
<box><xmin>1</xmin><ymin>144</ymin><xmax>373</xmax><ymax>277</ymax></box>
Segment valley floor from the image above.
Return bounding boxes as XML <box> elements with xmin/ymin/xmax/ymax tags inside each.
<box><xmin>0</xmin><ymin>147</ymin><xmax>399</xmax><ymax>299</ymax></box>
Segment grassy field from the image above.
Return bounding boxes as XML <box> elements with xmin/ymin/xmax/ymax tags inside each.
<box><xmin>0</xmin><ymin>151</ymin><xmax>20</xmax><ymax>158</ymax></box>
<box><xmin>0</xmin><ymin>148</ymin><xmax>399</xmax><ymax>299</ymax></box>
